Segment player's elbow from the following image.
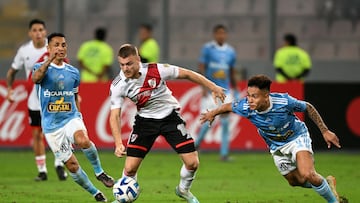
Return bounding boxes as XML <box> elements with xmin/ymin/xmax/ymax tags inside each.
<box><xmin>177</xmin><ymin>68</ymin><xmax>192</xmax><ymax>80</ymax></box>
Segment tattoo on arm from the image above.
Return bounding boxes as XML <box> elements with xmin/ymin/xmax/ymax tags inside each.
<box><xmin>306</xmin><ymin>102</ymin><xmax>328</xmax><ymax>133</ymax></box>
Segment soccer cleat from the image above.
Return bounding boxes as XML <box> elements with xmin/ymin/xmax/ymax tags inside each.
<box><xmin>96</xmin><ymin>172</ymin><xmax>115</xmax><ymax>188</ymax></box>
<box><xmin>339</xmin><ymin>196</ymin><xmax>349</xmax><ymax>203</ymax></box>
<box><xmin>34</xmin><ymin>172</ymin><xmax>47</xmax><ymax>181</ymax></box>
<box><xmin>220</xmin><ymin>156</ymin><xmax>234</xmax><ymax>162</ymax></box>
<box><xmin>94</xmin><ymin>192</ymin><xmax>107</xmax><ymax>202</ymax></box>
<box><xmin>175</xmin><ymin>186</ymin><xmax>200</xmax><ymax>203</ymax></box>
<box><xmin>326</xmin><ymin>175</ymin><xmax>340</xmax><ymax>202</ymax></box>
<box><xmin>55</xmin><ymin>166</ymin><xmax>68</xmax><ymax>181</ymax></box>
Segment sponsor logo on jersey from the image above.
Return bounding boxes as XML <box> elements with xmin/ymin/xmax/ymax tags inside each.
<box><xmin>43</xmin><ymin>89</ymin><xmax>74</xmax><ymax>97</ymax></box>
<box><xmin>47</xmin><ymin>97</ymin><xmax>72</xmax><ymax>112</ymax></box>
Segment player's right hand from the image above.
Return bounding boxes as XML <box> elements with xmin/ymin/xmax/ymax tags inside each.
<box><xmin>114</xmin><ymin>144</ymin><xmax>127</xmax><ymax>158</ymax></box>
<box><xmin>200</xmin><ymin>109</ymin><xmax>215</xmax><ymax>126</ymax></box>
<box><xmin>6</xmin><ymin>89</ymin><xmax>15</xmax><ymax>103</ymax></box>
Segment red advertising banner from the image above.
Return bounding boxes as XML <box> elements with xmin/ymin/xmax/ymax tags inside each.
<box><xmin>0</xmin><ymin>80</ymin><xmax>303</xmax><ymax>151</ymax></box>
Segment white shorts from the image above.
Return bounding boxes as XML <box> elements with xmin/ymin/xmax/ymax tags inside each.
<box><xmin>271</xmin><ymin>133</ymin><xmax>313</xmax><ymax>175</ymax></box>
<box><xmin>44</xmin><ymin>118</ymin><xmax>87</xmax><ymax>163</ymax></box>
<box><xmin>200</xmin><ymin>91</ymin><xmax>234</xmax><ymax>112</ymax></box>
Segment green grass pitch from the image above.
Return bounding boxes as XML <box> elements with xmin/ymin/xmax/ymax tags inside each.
<box><xmin>0</xmin><ymin>150</ymin><xmax>358</xmax><ymax>202</ymax></box>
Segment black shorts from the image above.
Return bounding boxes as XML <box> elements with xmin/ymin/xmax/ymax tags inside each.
<box><xmin>127</xmin><ymin>110</ymin><xmax>196</xmax><ymax>158</ymax></box>
<box><xmin>28</xmin><ymin>110</ymin><xmax>41</xmax><ymax>127</ymax></box>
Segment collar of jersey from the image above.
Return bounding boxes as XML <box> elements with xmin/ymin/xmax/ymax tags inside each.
<box><xmin>255</xmin><ymin>96</ymin><xmax>273</xmax><ymax>114</ymax></box>
<box><xmin>50</xmin><ymin>62</ymin><xmax>65</xmax><ymax>69</ymax></box>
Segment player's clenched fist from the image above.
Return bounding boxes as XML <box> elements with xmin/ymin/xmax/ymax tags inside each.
<box><xmin>114</xmin><ymin>144</ymin><xmax>127</xmax><ymax>158</ymax></box>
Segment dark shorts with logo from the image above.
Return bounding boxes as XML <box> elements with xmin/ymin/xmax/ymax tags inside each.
<box><xmin>127</xmin><ymin>110</ymin><xmax>196</xmax><ymax>158</ymax></box>
<box><xmin>28</xmin><ymin>110</ymin><xmax>41</xmax><ymax>127</ymax></box>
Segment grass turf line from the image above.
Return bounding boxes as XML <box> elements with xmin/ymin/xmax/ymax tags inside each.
<box><xmin>0</xmin><ymin>150</ymin><xmax>358</xmax><ymax>203</ymax></box>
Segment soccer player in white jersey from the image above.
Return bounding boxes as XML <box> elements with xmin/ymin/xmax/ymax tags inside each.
<box><xmin>6</xmin><ymin>19</ymin><xmax>66</xmax><ymax>181</ymax></box>
<box><xmin>32</xmin><ymin>33</ymin><xmax>114</xmax><ymax>202</ymax></box>
<box><xmin>109</xmin><ymin>44</ymin><xmax>226</xmax><ymax>203</ymax></box>
<box><xmin>200</xmin><ymin>75</ymin><xmax>345</xmax><ymax>203</ymax></box>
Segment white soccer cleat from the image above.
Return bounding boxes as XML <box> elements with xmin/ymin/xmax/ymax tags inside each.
<box><xmin>175</xmin><ymin>186</ymin><xmax>200</xmax><ymax>203</ymax></box>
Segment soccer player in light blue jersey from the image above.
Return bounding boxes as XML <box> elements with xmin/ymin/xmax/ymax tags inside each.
<box><xmin>32</xmin><ymin>33</ymin><xmax>114</xmax><ymax>202</ymax></box>
<box><xmin>200</xmin><ymin>75</ymin><xmax>345</xmax><ymax>203</ymax></box>
<box><xmin>195</xmin><ymin>24</ymin><xmax>238</xmax><ymax>161</ymax></box>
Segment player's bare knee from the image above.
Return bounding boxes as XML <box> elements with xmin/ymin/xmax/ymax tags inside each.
<box><xmin>77</xmin><ymin>138</ymin><xmax>91</xmax><ymax>148</ymax></box>
<box><xmin>185</xmin><ymin>159</ymin><xmax>199</xmax><ymax>171</ymax></box>
<box><xmin>285</xmin><ymin>176</ymin><xmax>299</xmax><ymax>187</ymax></box>
<box><xmin>288</xmin><ymin>179</ymin><xmax>304</xmax><ymax>187</ymax></box>
<box><xmin>285</xmin><ymin>174</ymin><xmax>303</xmax><ymax>187</ymax></box>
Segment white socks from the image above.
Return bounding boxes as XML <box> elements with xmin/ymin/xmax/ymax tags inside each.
<box><xmin>179</xmin><ymin>164</ymin><xmax>196</xmax><ymax>191</ymax></box>
<box><xmin>35</xmin><ymin>155</ymin><xmax>47</xmax><ymax>173</ymax></box>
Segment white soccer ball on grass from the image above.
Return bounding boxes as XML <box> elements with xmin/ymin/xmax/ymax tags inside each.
<box><xmin>112</xmin><ymin>176</ymin><xmax>140</xmax><ymax>203</ymax></box>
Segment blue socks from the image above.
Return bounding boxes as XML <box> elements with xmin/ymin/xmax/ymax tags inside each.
<box><xmin>82</xmin><ymin>142</ymin><xmax>103</xmax><ymax>176</ymax></box>
<box><xmin>195</xmin><ymin>124</ymin><xmax>209</xmax><ymax>147</ymax></box>
<box><xmin>312</xmin><ymin>178</ymin><xmax>338</xmax><ymax>203</ymax></box>
<box><xmin>220</xmin><ymin>117</ymin><xmax>230</xmax><ymax>157</ymax></box>
<box><xmin>69</xmin><ymin>166</ymin><xmax>98</xmax><ymax>195</ymax></box>
<box><xmin>195</xmin><ymin>116</ymin><xmax>230</xmax><ymax>158</ymax></box>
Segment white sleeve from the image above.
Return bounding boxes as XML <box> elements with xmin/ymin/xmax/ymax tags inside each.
<box><xmin>110</xmin><ymin>82</ymin><xmax>124</xmax><ymax>110</ymax></box>
<box><xmin>157</xmin><ymin>63</ymin><xmax>179</xmax><ymax>80</ymax></box>
<box><xmin>11</xmin><ymin>47</ymin><xmax>25</xmax><ymax>70</ymax></box>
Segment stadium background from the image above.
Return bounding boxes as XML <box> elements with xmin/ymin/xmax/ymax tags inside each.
<box><xmin>0</xmin><ymin>0</ymin><xmax>359</xmax><ymax>150</ymax></box>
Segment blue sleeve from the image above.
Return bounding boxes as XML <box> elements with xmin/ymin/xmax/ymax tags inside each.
<box><xmin>231</xmin><ymin>98</ymin><xmax>249</xmax><ymax>117</ymax></box>
<box><xmin>199</xmin><ymin>45</ymin><xmax>208</xmax><ymax>64</ymax></box>
<box><xmin>230</xmin><ymin>49</ymin><xmax>236</xmax><ymax>67</ymax></box>
<box><xmin>74</xmin><ymin>69</ymin><xmax>80</xmax><ymax>88</ymax></box>
<box><xmin>287</xmin><ymin>94</ymin><xmax>307</xmax><ymax>112</ymax></box>
<box><xmin>33</xmin><ymin>62</ymin><xmax>42</xmax><ymax>72</ymax></box>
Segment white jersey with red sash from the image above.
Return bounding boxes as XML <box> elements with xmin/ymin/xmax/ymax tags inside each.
<box><xmin>11</xmin><ymin>40</ymin><xmax>47</xmax><ymax>110</ymax></box>
<box><xmin>110</xmin><ymin>63</ymin><xmax>181</xmax><ymax>119</ymax></box>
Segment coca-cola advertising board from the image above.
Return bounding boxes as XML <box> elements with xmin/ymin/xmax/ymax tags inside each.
<box><xmin>0</xmin><ymin>80</ymin><xmax>303</xmax><ymax>151</ymax></box>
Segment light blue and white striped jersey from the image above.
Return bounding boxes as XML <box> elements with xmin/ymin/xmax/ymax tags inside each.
<box><xmin>232</xmin><ymin>93</ymin><xmax>308</xmax><ymax>151</ymax></box>
<box><xmin>199</xmin><ymin>41</ymin><xmax>236</xmax><ymax>93</ymax></box>
<box><xmin>33</xmin><ymin>62</ymin><xmax>82</xmax><ymax>133</ymax></box>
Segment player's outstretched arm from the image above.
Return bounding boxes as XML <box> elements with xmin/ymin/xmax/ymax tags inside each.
<box><xmin>177</xmin><ymin>67</ymin><xmax>226</xmax><ymax>104</ymax></box>
<box><xmin>109</xmin><ymin>108</ymin><xmax>126</xmax><ymax>158</ymax></box>
<box><xmin>305</xmin><ymin>102</ymin><xmax>341</xmax><ymax>149</ymax></box>
<box><xmin>200</xmin><ymin>103</ymin><xmax>233</xmax><ymax>126</ymax></box>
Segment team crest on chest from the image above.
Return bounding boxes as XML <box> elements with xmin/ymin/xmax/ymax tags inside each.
<box><xmin>148</xmin><ymin>78</ymin><xmax>157</xmax><ymax>88</ymax></box>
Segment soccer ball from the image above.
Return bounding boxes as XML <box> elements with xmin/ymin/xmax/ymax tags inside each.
<box><xmin>112</xmin><ymin>177</ymin><xmax>140</xmax><ymax>203</ymax></box>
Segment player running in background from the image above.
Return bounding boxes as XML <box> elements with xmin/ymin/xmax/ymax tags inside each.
<box><xmin>200</xmin><ymin>74</ymin><xmax>346</xmax><ymax>203</ymax></box>
<box><xmin>195</xmin><ymin>24</ymin><xmax>238</xmax><ymax>161</ymax></box>
<box><xmin>32</xmin><ymin>32</ymin><xmax>114</xmax><ymax>202</ymax></box>
<box><xmin>6</xmin><ymin>19</ymin><xmax>67</xmax><ymax>181</ymax></box>
<box><xmin>109</xmin><ymin>44</ymin><xmax>226</xmax><ymax>203</ymax></box>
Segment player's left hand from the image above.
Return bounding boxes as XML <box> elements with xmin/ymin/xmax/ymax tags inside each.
<box><xmin>323</xmin><ymin>130</ymin><xmax>341</xmax><ymax>149</ymax></box>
